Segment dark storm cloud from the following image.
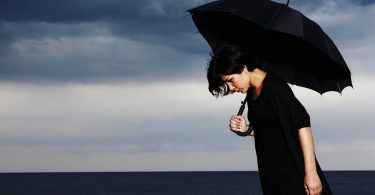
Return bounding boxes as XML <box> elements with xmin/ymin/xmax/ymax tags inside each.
<box><xmin>1</xmin><ymin>0</ymin><xmax>373</xmax><ymax>22</ymax></box>
<box><xmin>287</xmin><ymin>0</ymin><xmax>374</xmax><ymax>7</ymax></box>
<box><xmin>0</xmin><ymin>0</ymin><xmax>206</xmax><ymax>52</ymax></box>
<box><xmin>0</xmin><ymin>0</ymin><xmax>373</xmax><ymax>83</ymax></box>
<box><xmin>0</xmin><ymin>0</ymin><xmax>210</xmax><ymax>83</ymax></box>
<box><xmin>356</xmin><ymin>0</ymin><xmax>375</xmax><ymax>6</ymax></box>
<box><xmin>1</xmin><ymin>0</ymin><xmax>161</xmax><ymax>22</ymax></box>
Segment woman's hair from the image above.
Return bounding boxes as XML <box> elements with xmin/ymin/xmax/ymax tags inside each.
<box><xmin>207</xmin><ymin>44</ymin><xmax>258</xmax><ymax>97</ymax></box>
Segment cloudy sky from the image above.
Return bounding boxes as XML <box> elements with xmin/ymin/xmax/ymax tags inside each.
<box><xmin>0</xmin><ymin>0</ymin><xmax>374</xmax><ymax>172</ymax></box>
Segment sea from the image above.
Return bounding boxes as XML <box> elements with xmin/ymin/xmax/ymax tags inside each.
<box><xmin>0</xmin><ymin>171</ymin><xmax>374</xmax><ymax>195</ymax></box>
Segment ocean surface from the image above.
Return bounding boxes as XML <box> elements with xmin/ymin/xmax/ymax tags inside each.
<box><xmin>0</xmin><ymin>171</ymin><xmax>374</xmax><ymax>195</ymax></box>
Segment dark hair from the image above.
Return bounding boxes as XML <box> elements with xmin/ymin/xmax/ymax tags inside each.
<box><xmin>207</xmin><ymin>44</ymin><xmax>258</xmax><ymax>97</ymax></box>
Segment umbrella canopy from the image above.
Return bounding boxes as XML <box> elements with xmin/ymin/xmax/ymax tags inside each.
<box><xmin>189</xmin><ymin>0</ymin><xmax>352</xmax><ymax>94</ymax></box>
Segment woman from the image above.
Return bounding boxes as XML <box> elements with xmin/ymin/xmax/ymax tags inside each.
<box><xmin>207</xmin><ymin>45</ymin><xmax>332</xmax><ymax>195</ymax></box>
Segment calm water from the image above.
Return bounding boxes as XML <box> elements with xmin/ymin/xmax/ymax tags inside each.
<box><xmin>0</xmin><ymin>171</ymin><xmax>374</xmax><ymax>195</ymax></box>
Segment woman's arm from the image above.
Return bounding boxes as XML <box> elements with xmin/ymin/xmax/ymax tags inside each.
<box><xmin>298</xmin><ymin>127</ymin><xmax>322</xmax><ymax>195</ymax></box>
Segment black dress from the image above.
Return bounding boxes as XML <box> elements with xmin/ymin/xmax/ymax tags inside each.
<box><xmin>247</xmin><ymin>73</ymin><xmax>332</xmax><ymax>195</ymax></box>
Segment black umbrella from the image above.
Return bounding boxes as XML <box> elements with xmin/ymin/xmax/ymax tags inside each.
<box><xmin>188</xmin><ymin>0</ymin><xmax>352</xmax><ymax>94</ymax></box>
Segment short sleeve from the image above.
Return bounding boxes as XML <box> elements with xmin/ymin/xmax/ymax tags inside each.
<box><xmin>266</xmin><ymin>75</ymin><xmax>311</xmax><ymax>131</ymax></box>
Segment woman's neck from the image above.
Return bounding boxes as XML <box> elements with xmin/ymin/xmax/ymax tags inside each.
<box><xmin>248</xmin><ymin>68</ymin><xmax>267</xmax><ymax>90</ymax></box>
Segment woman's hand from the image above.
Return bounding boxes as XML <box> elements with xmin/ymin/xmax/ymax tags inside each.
<box><xmin>304</xmin><ymin>172</ymin><xmax>322</xmax><ymax>195</ymax></box>
<box><xmin>229</xmin><ymin>115</ymin><xmax>248</xmax><ymax>133</ymax></box>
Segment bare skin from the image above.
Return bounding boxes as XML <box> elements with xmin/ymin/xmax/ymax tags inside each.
<box><xmin>299</xmin><ymin>127</ymin><xmax>323</xmax><ymax>195</ymax></box>
<box><xmin>223</xmin><ymin>66</ymin><xmax>323</xmax><ymax>195</ymax></box>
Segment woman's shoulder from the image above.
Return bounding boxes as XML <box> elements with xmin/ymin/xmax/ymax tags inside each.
<box><xmin>262</xmin><ymin>72</ymin><xmax>299</xmax><ymax>102</ymax></box>
<box><xmin>264</xmin><ymin>72</ymin><xmax>291</xmax><ymax>92</ymax></box>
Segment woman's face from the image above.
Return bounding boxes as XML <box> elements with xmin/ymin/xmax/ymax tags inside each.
<box><xmin>220</xmin><ymin>69</ymin><xmax>250</xmax><ymax>94</ymax></box>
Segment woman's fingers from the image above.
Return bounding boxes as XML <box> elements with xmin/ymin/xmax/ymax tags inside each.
<box><xmin>229</xmin><ymin>115</ymin><xmax>246</xmax><ymax>131</ymax></box>
<box><xmin>307</xmin><ymin>185</ymin><xmax>322</xmax><ymax>195</ymax></box>
<box><xmin>230</xmin><ymin>115</ymin><xmax>241</xmax><ymax>122</ymax></box>
<box><xmin>229</xmin><ymin>116</ymin><xmax>239</xmax><ymax>131</ymax></box>
<box><xmin>229</xmin><ymin>122</ymin><xmax>240</xmax><ymax>131</ymax></box>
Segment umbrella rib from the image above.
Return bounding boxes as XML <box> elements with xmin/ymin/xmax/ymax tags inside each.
<box><xmin>266</xmin><ymin>5</ymin><xmax>285</xmax><ymax>30</ymax></box>
<box><xmin>337</xmin><ymin>82</ymin><xmax>343</xmax><ymax>95</ymax></box>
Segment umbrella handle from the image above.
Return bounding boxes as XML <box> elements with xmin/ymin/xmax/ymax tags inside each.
<box><xmin>237</xmin><ymin>95</ymin><xmax>248</xmax><ymax>115</ymax></box>
<box><xmin>234</xmin><ymin>94</ymin><xmax>254</xmax><ymax>137</ymax></box>
<box><xmin>237</xmin><ymin>102</ymin><xmax>246</xmax><ymax>115</ymax></box>
<box><xmin>286</xmin><ymin>0</ymin><xmax>290</xmax><ymax>6</ymax></box>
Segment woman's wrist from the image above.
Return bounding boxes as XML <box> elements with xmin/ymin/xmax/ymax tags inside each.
<box><xmin>305</xmin><ymin>168</ymin><xmax>317</xmax><ymax>176</ymax></box>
